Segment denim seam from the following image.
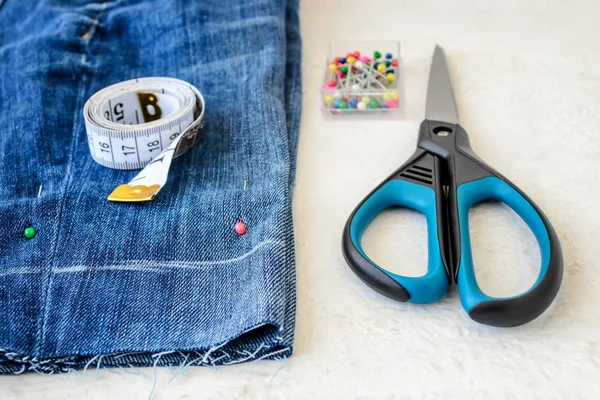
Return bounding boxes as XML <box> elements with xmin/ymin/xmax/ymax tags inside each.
<box><xmin>282</xmin><ymin>0</ymin><xmax>301</xmax><ymax>347</ymax></box>
<box><xmin>36</xmin><ymin>2</ymin><xmax>110</xmax><ymax>357</ymax></box>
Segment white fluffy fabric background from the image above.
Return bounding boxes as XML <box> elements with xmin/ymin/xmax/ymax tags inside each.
<box><xmin>2</xmin><ymin>0</ymin><xmax>599</xmax><ymax>398</ymax></box>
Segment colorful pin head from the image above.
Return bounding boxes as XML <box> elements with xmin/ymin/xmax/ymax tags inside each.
<box><xmin>322</xmin><ymin>48</ymin><xmax>400</xmax><ymax>113</ymax></box>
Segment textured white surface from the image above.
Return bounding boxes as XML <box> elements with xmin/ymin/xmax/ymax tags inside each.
<box><xmin>3</xmin><ymin>0</ymin><xmax>600</xmax><ymax>398</ymax></box>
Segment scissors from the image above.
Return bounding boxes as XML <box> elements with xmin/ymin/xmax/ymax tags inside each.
<box><xmin>342</xmin><ymin>46</ymin><xmax>563</xmax><ymax>327</ymax></box>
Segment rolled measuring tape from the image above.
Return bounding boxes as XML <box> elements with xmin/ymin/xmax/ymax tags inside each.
<box><xmin>83</xmin><ymin>77</ymin><xmax>205</xmax><ymax>202</ymax></box>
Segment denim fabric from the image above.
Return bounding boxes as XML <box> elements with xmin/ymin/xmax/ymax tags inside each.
<box><xmin>0</xmin><ymin>0</ymin><xmax>301</xmax><ymax>374</ymax></box>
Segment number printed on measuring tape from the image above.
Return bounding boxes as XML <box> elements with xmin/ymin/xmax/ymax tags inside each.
<box><xmin>83</xmin><ymin>77</ymin><xmax>205</xmax><ymax>202</ymax></box>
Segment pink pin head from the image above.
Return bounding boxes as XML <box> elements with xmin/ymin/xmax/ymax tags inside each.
<box><xmin>235</xmin><ymin>219</ymin><xmax>247</xmax><ymax>235</ymax></box>
<box><xmin>386</xmin><ymin>99</ymin><xmax>399</xmax><ymax>108</ymax></box>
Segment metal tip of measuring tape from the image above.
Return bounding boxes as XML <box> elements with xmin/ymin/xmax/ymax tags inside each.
<box><xmin>107</xmin><ymin>184</ymin><xmax>162</xmax><ymax>202</ymax></box>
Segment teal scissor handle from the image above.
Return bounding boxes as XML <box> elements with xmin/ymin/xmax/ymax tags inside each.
<box><xmin>342</xmin><ymin>176</ymin><xmax>450</xmax><ymax>304</ymax></box>
<box><xmin>456</xmin><ymin>176</ymin><xmax>563</xmax><ymax>327</ymax></box>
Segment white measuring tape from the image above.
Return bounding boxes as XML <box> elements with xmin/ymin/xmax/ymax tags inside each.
<box><xmin>83</xmin><ymin>77</ymin><xmax>205</xmax><ymax>202</ymax></box>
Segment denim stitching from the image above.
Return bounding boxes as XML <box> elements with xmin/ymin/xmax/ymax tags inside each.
<box><xmin>282</xmin><ymin>0</ymin><xmax>301</xmax><ymax>347</ymax></box>
<box><xmin>36</xmin><ymin>1</ymin><xmax>111</xmax><ymax>358</ymax></box>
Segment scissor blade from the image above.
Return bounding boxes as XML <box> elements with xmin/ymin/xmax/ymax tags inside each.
<box><xmin>425</xmin><ymin>46</ymin><xmax>459</xmax><ymax>124</ymax></box>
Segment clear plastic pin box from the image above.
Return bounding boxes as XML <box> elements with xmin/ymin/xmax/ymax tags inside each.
<box><xmin>321</xmin><ymin>41</ymin><xmax>403</xmax><ymax>117</ymax></box>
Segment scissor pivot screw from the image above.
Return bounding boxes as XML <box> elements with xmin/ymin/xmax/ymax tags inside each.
<box><xmin>433</xmin><ymin>127</ymin><xmax>452</xmax><ymax>136</ymax></box>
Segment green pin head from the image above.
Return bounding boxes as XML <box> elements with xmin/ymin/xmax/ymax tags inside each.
<box><xmin>23</xmin><ymin>226</ymin><xmax>36</xmax><ymax>239</ymax></box>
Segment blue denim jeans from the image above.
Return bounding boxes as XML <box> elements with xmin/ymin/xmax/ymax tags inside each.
<box><xmin>0</xmin><ymin>0</ymin><xmax>300</xmax><ymax>374</ymax></box>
